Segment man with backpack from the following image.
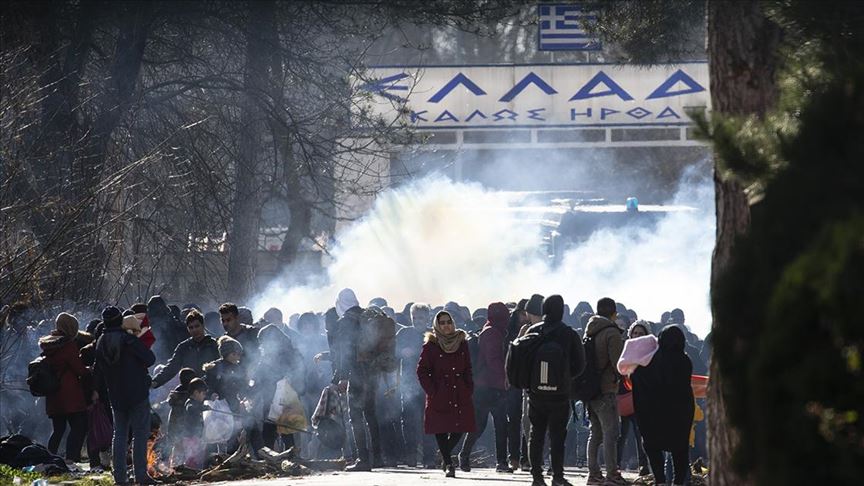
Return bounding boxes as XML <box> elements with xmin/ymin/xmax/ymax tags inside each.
<box><xmin>509</xmin><ymin>295</ymin><xmax>585</xmax><ymax>486</ymax></box>
<box><xmin>329</xmin><ymin>288</ymin><xmax>393</xmax><ymax>472</ymax></box>
<box><xmin>583</xmin><ymin>297</ymin><xmax>626</xmax><ymax>486</ymax></box>
<box><xmin>458</xmin><ymin>302</ymin><xmax>511</xmax><ymax>473</ymax></box>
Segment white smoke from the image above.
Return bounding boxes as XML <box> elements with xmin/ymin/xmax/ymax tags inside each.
<box><xmin>252</xmin><ymin>169</ymin><xmax>715</xmax><ymax>337</ymax></box>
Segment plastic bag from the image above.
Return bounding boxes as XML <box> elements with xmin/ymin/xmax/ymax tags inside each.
<box><xmin>203</xmin><ymin>399</ymin><xmax>234</xmax><ymax>444</ymax></box>
<box><xmin>87</xmin><ymin>401</ymin><xmax>113</xmax><ymax>451</ymax></box>
<box><xmin>268</xmin><ymin>378</ymin><xmax>308</xmax><ymax>435</ymax></box>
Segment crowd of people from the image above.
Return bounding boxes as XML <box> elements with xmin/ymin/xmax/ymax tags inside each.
<box><xmin>0</xmin><ymin>291</ymin><xmax>710</xmax><ymax>486</ymax></box>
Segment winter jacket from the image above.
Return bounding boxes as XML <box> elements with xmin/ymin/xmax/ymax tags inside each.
<box><xmin>475</xmin><ymin>303</ymin><xmax>509</xmax><ymax>390</ymax></box>
<box><xmin>585</xmin><ymin>315</ymin><xmax>625</xmax><ymax>395</ymax></box>
<box><xmin>151</xmin><ymin>335</ymin><xmax>219</xmax><ymax>388</ymax></box>
<box><xmin>184</xmin><ymin>399</ymin><xmax>208</xmax><ymax>438</ymax></box>
<box><xmin>94</xmin><ymin>326</ymin><xmax>156</xmax><ymax>411</ymax></box>
<box><xmin>203</xmin><ymin>358</ymin><xmax>249</xmax><ymax>413</ymax></box>
<box><xmin>39</xmin><ymin>336</ymin><xmax>89</xmax><ymax>417</ymax></box>
<box><xmin>167</xmin><ymin>385</ymin><xmax>190</xmax><ymax>436</ymax></box>
<box><xmin>632</xmin><ymin>325</ymin><xmax>694</xmax><ymax>451</ymax></box>
<box><xmin>328</xmin><ymin>306</ymin><xmax>363</xmax><ymax>383</ymax></box>
<box><xmin>226</xmin><ymin>324</ymin><xmax>260</xmax><ymax>375</ymax></box>
<box><xmin>417</xmin><ymin>338</ymin><xmax>476</xmax><ymax>434</ymax></box>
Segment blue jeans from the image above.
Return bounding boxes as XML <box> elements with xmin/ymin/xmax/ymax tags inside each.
<box><xmin>111</xmin><ymin>399</ymin><xmax>151</xmax><ymax>484</ymax></box>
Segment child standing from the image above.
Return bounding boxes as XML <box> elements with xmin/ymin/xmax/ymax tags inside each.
<box><xmin>180</xmin><ymin>378</ymin><xmax>210</xmax><ymax>469</ymax></box>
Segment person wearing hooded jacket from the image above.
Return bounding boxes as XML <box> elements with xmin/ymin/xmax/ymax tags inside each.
<box><xmin>525</xmin><ymin>295</ymin><xmax>585</xmax><ymax>486</ymax></box>
<box><xmin>38</xmin><ymin>312</ymin><xmax>90</xmax><ymax>464</ymax></box>
<box><xmin>584</xmin><ymin>298</ymin><xmax>626</xmax><ymax>486</ymax></box>
<box><xmin>94</xmin><ymin>306</ymin><xmax>157</xmax><ymax>485</ymax></box>
<box><xmin>631</xmin><ymin>325</ymin><xmax>694</xmax><ymax>486</ymax></box>
<box><xmin>329</xmin><ymin>288</ymin><xmax>383</xmax><ymax>471</ymax></box>
<box><xmin>458</xmin><ymin>302</ymin><xmax>512</xmax><ymax>473</ymax></box>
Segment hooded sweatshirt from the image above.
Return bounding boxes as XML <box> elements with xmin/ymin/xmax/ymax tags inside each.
<box><xmin>475</xmin><ymin>302</ymin><xmax>510</xmax><ymax>390</ymax></box>
<box><xmin>585</xmin><ymin>315</ymin><xmax>625</xmax><ymax>395</ymax></box>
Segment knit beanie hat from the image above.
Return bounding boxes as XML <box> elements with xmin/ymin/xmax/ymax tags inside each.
<box><xmin>101</xmin><ymin>306</ymin><xmax>123</xmax><ymax>328</ymax></box>
<box><xmin>179</xmin><ymin>368</ymin><xmax>197</xmax><ymax>387</ymax></box>
<box><xmin>217</xmin><ymin>335</ymin><xmax>243</xmax><ymax>359</ymax></box>
<box><xmin>541</xmin><ymin>295</ymin><xmax>564</xmax><ymax>323</ymax></box>
<box><xmin>526</xmin><ymin>294</ymin><xmax>545</xmax><ymax>316</ymax></box>
<box><xmin>55</xmin><ymin>312</ymin><xmax>79</xmax><ymax>338</ymax></box>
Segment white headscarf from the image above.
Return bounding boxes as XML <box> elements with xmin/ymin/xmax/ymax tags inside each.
<box><xmin>335</xmin><ymin>288</ymin><xmax>360</xmax><ymax>318</ymax></box>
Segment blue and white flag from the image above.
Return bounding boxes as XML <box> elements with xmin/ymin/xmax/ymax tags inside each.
<box><xmin>538</xmin><ymin>4</ymin><xmax>601</xmax><ymax>51</ymax></box>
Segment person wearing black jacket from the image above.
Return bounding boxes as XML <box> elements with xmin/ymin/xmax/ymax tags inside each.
<box><xmin>525</xmin><ymin>295</ymin><xmax>585</xmax><ymax>486</ymax></box>
<box><xmin>219</xmin><ymin>303</ymin><xmax>259</xmax><ymax>375</ymax></box>
<box><xmin>329</xmin><ymin>288</ymin><xmax>382</xmax><ymax>472</ymax></box>
<box><xmin>151</xmin><ymin>310</ymin><xmax>219</xmax><ymax>388</ymax></box>
<box><xmin>631</xmin><ymin>325</ymin><xmax>695</xmax><ymax>486</ymax></box>
<box><xmin>93</xmin><ymin>306</ymin><xmax>157</xmax><ymax>485</ymax></box>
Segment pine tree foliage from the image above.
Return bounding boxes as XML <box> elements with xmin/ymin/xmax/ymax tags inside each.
<box><xmin>710</xmin><ymin>3</ymin><xmax>864</xmax><ymax>484</ymax></box>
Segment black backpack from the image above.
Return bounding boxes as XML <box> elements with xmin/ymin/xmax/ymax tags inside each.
<box><xmin>506</xmin><ymin>323</ymin><xmax>567</xmax><ymax>392</ymax></box>
<box><xmin>570</xmin><ymin>334</ymin><xmax>602</xmax><ymax>403</ymax></box>
<box><xmin>529</xmin><ymin>325</ymin><xmax>572</xmax><ymax>398</ymax></box>
<box><xmin>27</xmin><ymin>355</ymin><xmax>60</xmax><ymax>397</ymax></box>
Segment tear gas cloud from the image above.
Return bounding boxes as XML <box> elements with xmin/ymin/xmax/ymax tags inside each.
<box><xmin>253</xmin><ymin>164</ymin><xmax>715</xmax><ymax>337</ymax></box>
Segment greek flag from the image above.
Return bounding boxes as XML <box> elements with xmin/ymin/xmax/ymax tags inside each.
<box><xmin>538</xmin><ymin>4</ymin><xmax>601</xmax><ymax>51</ymax></box>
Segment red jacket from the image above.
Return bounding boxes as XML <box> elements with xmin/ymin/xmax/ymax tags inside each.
<box><xmin>417</xmin><ymin>338</ymin><xmax>476</xmax><ymax>434</ymax></box>
<box><xmin>40</xmin><ymin>337</ymin><xmax>89</xmax><ymax>417</ymax></box>
<box><xmin>475</xmin><ymin>302</ymin><xmax>509</xmax><ymax>390</ymax></box>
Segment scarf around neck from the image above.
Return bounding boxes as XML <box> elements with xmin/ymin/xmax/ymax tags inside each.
<box><xmin>432</xmin><ymin>311</ymin><xmax>466</xmax><ymax>353</ymax></box>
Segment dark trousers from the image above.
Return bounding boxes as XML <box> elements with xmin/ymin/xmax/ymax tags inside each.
<box><xmin>505</xmin><ymin>388</ymin><xmax>523</xmax><ymax>463</ymax></box>
<box><xmin>528</xmin><ymin>397</ymin><xmax>570</xmax><ymax>481</ymax></box>
<box><xmin>435</xmin><ymin>433</ymin><xmax>463</xmax><ymax>466</ymax></box>
<box><xmin>48</xmin><ymin>411</ymin><xmax>87</xmax><ymax>462</ymax></box>
<box><xmin>459</xmin><ymin>387</ymin><xmax>507</xmax><ymax>465</ymax></box>
<box><xmin>645</xmin><ymin>445</ymin><xmax>688</xmax><ymax>485</ymax></box>
<box><xmin>617</xmin><ymin>414</ymin><xmax>648</xmax><ymax>469</ymax></box>
<box><xmin>348</xmin><ymin>370</ymin><xmax>381</xmax><ymax>463</ymax></box>
<box><xmin>402</xmin><ymin>392</ymin><xmax>436</xmax><ymax>465</ymax></box>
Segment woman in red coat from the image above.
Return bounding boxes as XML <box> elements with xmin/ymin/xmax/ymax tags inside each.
<box><xmin>417</xmin><ymin>310</ymin><xmax>476</xmax><ymax>478</ymax></box>
<box><xmin>38</xmin><ymin>312</ymin><xmax>90</xmax><ymax>464</ymax></box>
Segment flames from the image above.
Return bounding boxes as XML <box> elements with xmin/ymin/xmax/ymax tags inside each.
<box><xmin>147</xmin><ymin>433</ymin><xmax>173</xmax><ymax>478</ymax></box>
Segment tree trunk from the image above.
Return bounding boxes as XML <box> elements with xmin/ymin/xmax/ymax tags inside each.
<box><xmin>706</xmin><ymin>1</ymin><xmax>781</xmax><ymax>484</ymax></box>
<box><xmin>226</xmin><ymin>0</ymin><xmax>273</xmax><ymax>302</ymax></box>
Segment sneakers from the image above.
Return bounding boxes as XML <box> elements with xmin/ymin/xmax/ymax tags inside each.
<box><xmin>551</xmin><ymin>477</ymin><xmax>573</xmax><ymax>486</ymax></box>
<box><xmin>586</xmin><ymin>472</ymin><xmax>605</xmax><ymax>485</ymax></box>
<box><xmin>603</xmin><ymin>471</ymin><xmax>629</xmax><ymax>486</ymax></box>
<box><xmin>445</xmin><ymin>464</ymin><xmax>456</xmax><ymax>478</ymax></box>
<box><xmin>345</xmin><ymin>459</ymin><xmax>372</xmax><ymax>472</ymax></box>
<box><xmin>458</xmin><ymin>455</ymin><xmax>471</xmax><ymax>472</ymax></box>
<box><xmin>531</xmin><ymin>476</ymin><xmax>548</xmax><ymax>486</ymax></box>
<box><xmin>496</xmin><ymin>463</ymin><xmax>514</xmax><ymax>473</ymax></box>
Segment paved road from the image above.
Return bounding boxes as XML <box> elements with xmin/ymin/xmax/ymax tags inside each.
<box><xmin>202</xmin><ymin>466</ymin><xmax>641</xmax><ymax>485</ymax></box>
